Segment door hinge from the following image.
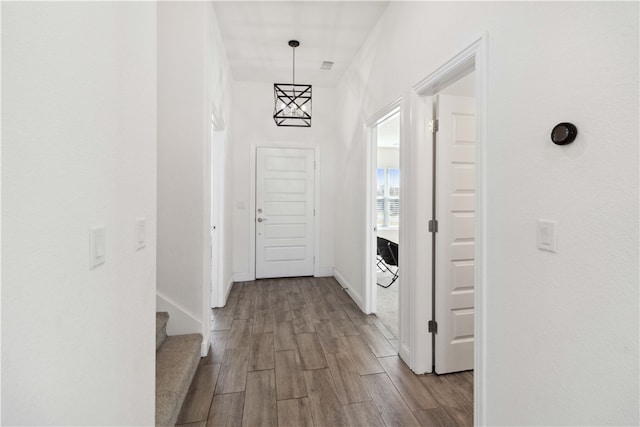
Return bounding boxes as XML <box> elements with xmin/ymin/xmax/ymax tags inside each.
<box><xmin>428</xmin><ymin>119</ymin><xmax>439</xmax><ymax>133</ymax></box>
<box><xmin>428</xmin><ymin>320</ymin><xmax>438</xmax><ymax>334</ymax></box>
<box><xmin>428</xmin><ymin>219</ymin><xmax>438</xmax><ymax>233</ymax></box>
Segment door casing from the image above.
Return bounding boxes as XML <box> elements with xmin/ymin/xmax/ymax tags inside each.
<box><xmin>409</xmin><ymin>35</ymin><xmax>488</xmax><ymax>426</ymax></box>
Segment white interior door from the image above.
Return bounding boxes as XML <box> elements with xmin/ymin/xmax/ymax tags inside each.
<box><xmin>256</xmin><ymin>147</ymin><xmax>315</xmax><ymax>279</ymax></box>
<box><xmin>434</xmin><ymin>94</ymin><xmax>476</xmax><ymax>374</ymax></box>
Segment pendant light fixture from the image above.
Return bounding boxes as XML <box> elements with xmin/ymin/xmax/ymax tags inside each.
<box><xmin>273</xmin><ymin>40</ymin><xmax>312</xmax><ymax>127</ymax></box>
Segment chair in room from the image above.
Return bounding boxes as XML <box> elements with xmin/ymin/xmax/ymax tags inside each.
<box><xmin>376</xmin><ymin>236</ymin><xmax>399</xmax><ymax>288</ymax></box>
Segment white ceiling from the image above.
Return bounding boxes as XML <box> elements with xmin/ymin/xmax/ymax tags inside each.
<box><xmin>212</xmin><ymin>1</ymin><xmax>390</xmax><ymax>87</ymax></box>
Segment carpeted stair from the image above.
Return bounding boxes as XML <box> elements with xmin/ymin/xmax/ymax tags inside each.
<box><xmin>156</xmin><ymin>312</ymin><xmax>202</xmax><ymax>427</ymax></box>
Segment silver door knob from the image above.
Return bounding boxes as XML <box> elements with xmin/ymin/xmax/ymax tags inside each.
<box><xmin>257</xmin><ymin>218</ymin><xmax>266</xmax><ymax>222</ymax></box>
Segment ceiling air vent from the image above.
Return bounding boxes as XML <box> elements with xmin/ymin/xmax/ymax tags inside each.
<box><xmin>320</xmin><ymin>61</ymin><xmax>334</xmax><ymax>70</ymax></box>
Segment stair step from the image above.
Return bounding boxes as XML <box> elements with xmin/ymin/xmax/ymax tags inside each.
<box><xmin>156</xmin><ymin>333</ymin><xmax>202</xmax><ymax>427</ymax></box>
<box><xmin>156</xmin><ymin>312</ymin><xmax>169</xmax><ymax>351</ymax></box>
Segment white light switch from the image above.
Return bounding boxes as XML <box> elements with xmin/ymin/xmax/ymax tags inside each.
<box><xmin>135</xmin><ymin>218</ymin><xmax>146</xmax><ymax>250</ymax></box>
<box><xmin>90</xmin><ymin>226</ymin><xmax>106</xmax><ymax>268</ymax></box>
<box><xmin>537</xmin><ymin>219</ymin><xmax>557</xmax><ymax>253</ymax></box>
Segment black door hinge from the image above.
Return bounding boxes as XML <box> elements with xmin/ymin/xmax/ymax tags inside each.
<box><xmin>428</xmin><ymin>320</ymin><xmax>438</xmax><ymax>334</ymax></box>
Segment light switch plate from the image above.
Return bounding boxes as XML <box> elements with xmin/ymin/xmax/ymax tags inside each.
<box><xmin>90</xmin><ymin>226</ymin><xmax>106</xmax><ymax>268</ymax></box>
<box><xmin>135</xmin><ymin>217</ymin><xmax>146</xmax><ymax>250</ymax></box>
<box><xmin>537</xmin><ymin>219</ymin><xmax>557</xmax><ymax>253</ymax></box>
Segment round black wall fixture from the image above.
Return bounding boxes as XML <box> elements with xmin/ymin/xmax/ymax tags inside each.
<box><xmin>551</xmin><ymin>122</ymin><xmax>577</xmax><ymax>145</ymax></box>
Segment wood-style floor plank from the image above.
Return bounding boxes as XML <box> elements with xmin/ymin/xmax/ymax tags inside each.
<box><xmin>177</xmin><ymin>364</ymin><xmax>221</xmax><ymax>424</ymax></box>
<box><xmin>296</xmin><ymin>333</ymin><xmax>328</xmax><ymax>370</ymax></box>
<box><xmin>274</xmin><ymin>350</ymin><xmax>307</xmax><ymax>401</ymax></box>
<box><xmin>369</xmin><ymin>316</ymin><xmax>396</xmax><ymax>340</ymax></box>
<box><xmin>341</xmin><ymin>335</ymin><xmax>384</xmax><ymax>375</ymax></box>
<box><xmin>248</xmin><ymin>332</ymin><xmax>274</xmax><ymax>371</ymax></box>
<box><xmin>445</xmin><ymin>371</ymin><xmax>474</xmax><ymax>403</ymax></box>
<box><xmin>304</xmin><ymin>369</ymin><xmax>349</xmax><ymax>427</ymax></box>
<box><xmin>215</xmin><ymin>348</ymin><xmax>249</xmax><ymax>395</ymax></box>
<box><xmin>274</xmin><ymin>320</ymin><xmax>297</xmax><ymax>351</ymax></box>
<box><xmin>227</xmin><ymin>319</ymin><xmax>252</xmax><ymax>349</ymax></box>
<box><xmin>291</xmin><ymin>305</ymin><xmax>316</xmax><ymax>334</ymax></box>
<box><xmin>341</xmin><ymin>303</ymin><xmax>371</xmax><ymax>326</ymax></box>
<box><xmin>445</xmin><ymin>401</ymin><xmax>474</xmax><ymax>426</ymax></box>
<box><xmin>378</xmin><ymin>355</ymin><xmax>439</xmax><ymax>411</ymax></box>
<box><xmin>176</xmin><ymin>422</ymin><xmax>207</xmax><ymax>427</ymax></box>
<box><xmin>277</xmin><ymin>398</ymin><xmax>313</xmax><ymax>427</ymax></box>
<box><xmin>242</xmin><ymin>370</ymin><xmax>277</xmax><ymax>427</ymax></box>
<box><xmin>207</xmin><ymin>392</ymin><xmax>244</xmax><ymax>427</ymax></box>
<box><xmin>315</xmin><ymin>321</ymin><xmax>347</xmax><ymax>354</ymax></box>
<box><xmin>361</xmin><ymin>373</ymin><xmax>420</xmax><ymax>426</ymax></box>
<box><xmin>325</xmin><ymin>353</ymin><xmax>370</xmax><ymax>405</ymax></box>
<box><xmin>252</xmin><ymin>309</ymin><xmax>275</xmax><ymax>335</ymax></box>
<box><xmin>342</xmin><ymin>401</ymin><xmax>385</xmax><ymax>427</ymax></box>
<box><xmin>420</xmin><ymin>373</ymin><xmax>469</xmax><ymax>407</ymax></box>
<box><xmin>413</xmin><ymin>407</ymin><xmax>460</xmax><ymax>427</ymax></box>
<box><xmin>331</xmin><ymin>318</ymin><xmax>360</xmax><ymax>336</ymax></box>
<box><xmin>358</xmin><ymin>324</ymin><xmax>396</xmax><ymax>357</ymax></box>
<box><xmin>178</xmin><ymin>278</ymin><xmax>474</xmax><ymax>426</ymax></box>
<box><xmin>200</xmin><ymin>331</ymin><xmax>228</xmax><ymax>366</ymax></box>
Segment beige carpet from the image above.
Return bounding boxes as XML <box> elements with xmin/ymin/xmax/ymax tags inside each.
<box><xmin>376</xmin><ymin>269</ymin><xmax>398</xmax><ymax>338</ymax></box>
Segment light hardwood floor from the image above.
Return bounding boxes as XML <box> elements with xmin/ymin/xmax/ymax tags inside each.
<box><xmin>176</xmin><ymin>277</ymin><xmax>473</xmax><ymax>427</ymax></box>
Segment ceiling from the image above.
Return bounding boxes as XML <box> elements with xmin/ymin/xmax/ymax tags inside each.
<box><xmin>212</xmin><ymin>1</ymin><xmax>390</xmax><ymax>87</ymax></box>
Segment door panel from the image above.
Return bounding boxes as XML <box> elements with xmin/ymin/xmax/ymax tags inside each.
<box><xmin>256</xmin><ymin>147</ymin><xmax>314</xmax><ymax>279</ymax></box>
<box><xmin>435</xmin><ymin>94</ymin><xmax>476</xmax><ymax>373</ymax></box>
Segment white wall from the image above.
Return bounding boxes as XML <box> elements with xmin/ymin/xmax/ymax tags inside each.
<box><xmin>2</xmin><ymin>2</ymin><xmax>157</xmax><ymax>425</ymax></box>
<box><xmin>335</xmin><ymin>2</ymin><xmax>639</xmax><ymax>425</ymax></box>
<box><xmin>231</xmin><ymin>81</ymin><xmax>337</xmax><ymax>279</ymax></box>
<box><xmin>157</xmin><ymin>2</ymin><xmax>232</xmax><ymax>348</ymax></box>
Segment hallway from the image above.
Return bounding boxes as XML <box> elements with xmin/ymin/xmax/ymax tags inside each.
<box><xmin>177</xmin><ymin>277</ymin><xmax>473</xmax><ymax>426</ymax></box>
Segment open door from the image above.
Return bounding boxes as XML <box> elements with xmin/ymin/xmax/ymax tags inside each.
<box><xmin>434</xmin><ymin>93</ymin><xmax>477</xmax><ymax>374</ymax></box>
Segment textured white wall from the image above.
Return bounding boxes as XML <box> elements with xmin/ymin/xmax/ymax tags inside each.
<box><xmin>230</xmin><ymin>81</ymin><xmax>337</xmax><ymax>279</ymax></box>
<box><xmin>157</xmin><ymin>2</ymin><xmax>232</xmax><ymax>343</ymax></box>
<box><xmin>2</xmin><ymin>2</ymin><xmax>157</xmax><ymax>425</ymax></box>
<box><xmin>336</xmin><ymin>2</ymin><xmax>639</xmax><ymax>425</ymax></box>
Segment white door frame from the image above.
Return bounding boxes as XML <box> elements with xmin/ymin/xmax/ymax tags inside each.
<box><xmin>210</xmin><ymin>126</ymin><xmax>226</xmax><ymax>308</ymax></box>
<box><xmin>249</xmin><ymin>144</ymin><xmax>322</xmax><ymax>280</ymax></box>
<box><xmin>410</xmin><ymin>35</ymin><xmax>488</xmax><ymax>425</ymax></box>
<box><xmin>364</xmin><ymin>101</ymin><xmax>402</xmax><ymax>316</ymax></box>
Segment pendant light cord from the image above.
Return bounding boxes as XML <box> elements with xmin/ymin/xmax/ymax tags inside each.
<box><xmin>292</xmin><ymin>45</ymin><xmax>296</xmax><ymax>98</ymax></box>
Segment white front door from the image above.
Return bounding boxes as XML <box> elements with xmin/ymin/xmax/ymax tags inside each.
<box><xmin>256</xmin><ymin>147</ymin><xmax>315</xmax><ymax>279</ymax></box>
<box><xmin>434</xmin><ymin>94</ymin><xmax>476</xmax><ymax>373</ymax></box>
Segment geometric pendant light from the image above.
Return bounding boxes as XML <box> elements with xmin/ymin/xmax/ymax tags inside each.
<box><xmin>273</xmin><ymin>40</ymin><xmax>312</xmax><ymax>127</ymax></box>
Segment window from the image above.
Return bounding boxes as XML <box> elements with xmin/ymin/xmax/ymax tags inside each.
<box><xmin>377</xmin><ymin>168</ymin><xmax>400</xmax><ymax>228</ymax></box>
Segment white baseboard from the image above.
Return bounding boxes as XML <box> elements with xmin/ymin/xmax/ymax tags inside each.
<box><xmin>317</xmin><ymin>268</ymin><xmax>334</xmax><ymax>277</ymax></box>
<box><xmin>233</xmin><ymin>272</ymin><xmax>254</xmax><ymax>282</ymax></box>
<box><xmin>156</xmin><ymin>291</ymin><xmax>202</xmax><ymax>336</ymax></box>
<box><xmin>333</xmin><ymin>268</ymin><xmax>364</xmax><ymax>311</ymax></box>
<box><xmin>201</xmin><ymin>340</ymin><xmax>210</xmax><ymax>358</ymax></box>
<box><xmin>224</xmin><ymin>277</ymin><xmax>234</xmax><ymax>301</ymax></box>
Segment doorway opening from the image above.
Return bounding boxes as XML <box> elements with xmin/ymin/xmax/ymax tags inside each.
<box><xmin>364</xmin><ymin>102</ymin><xmax>402</xmax><ymax>349</ymax></box>
<box><xmin>371</xmin><ymin>110</ymin><xmax>401</xmax><ymax>340</ymax></box>
<box><xmin>408</xmin><ymin>35</ymin><xmax>487</xmax><ymax>425</ymax></box>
